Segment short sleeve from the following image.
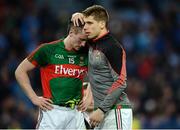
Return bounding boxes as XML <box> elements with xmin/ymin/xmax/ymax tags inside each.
<box><xmin>27</xmin><ymin>44</ymin><xmax>48</xmax><ymax>67</ymax></box>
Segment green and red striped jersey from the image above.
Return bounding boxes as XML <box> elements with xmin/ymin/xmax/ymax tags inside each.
<box><xmin>27</xmin><ymin>39</ymin><xmax>88</xmax><ymax>105</ymax></box>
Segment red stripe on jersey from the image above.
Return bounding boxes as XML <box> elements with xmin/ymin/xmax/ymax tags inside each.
<box><xmin>108</xmin><ymin>49</ymin><xmax>126</xmax><ymax>93</ymax></box>
<box><xmin>40</xmin><ymin>64</ymin><xmax>88</xmax><ymax>98</ymax></box>
<box><xmin>31</xmin><ymin>60</ymin><xmax>38</xmax><ymax>67</ymax></box>
<box><xmin>116</xmin><ymin>109</ymin><xmax>121</xmax><ymax>130</ymax></box>
<box><xmin>40</xmin><ymin>67</ymin><xmax>52</xmax><ymax>98</ymax></box>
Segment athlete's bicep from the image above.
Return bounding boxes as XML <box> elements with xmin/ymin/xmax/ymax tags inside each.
<box><xmin>16</xmin><ymin>58</ymin><xmax>36</xmax><ymax>73</ymax></box>
<box><xmin>27</xmin><ymin>44</ymin><xmax>48</xmax><ymax>67</ymax></box>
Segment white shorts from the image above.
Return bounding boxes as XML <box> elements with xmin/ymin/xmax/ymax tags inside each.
<box><xmin>36</xmin><ymin>105</ymin><xmax>85</xmax><ymax>129</ymax></box>
<box><xmin>95</xmin><ymin>107</ymin><xmax>133</xmax><ymax>130</ymax></box>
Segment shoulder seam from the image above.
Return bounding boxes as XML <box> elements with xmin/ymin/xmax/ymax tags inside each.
<box><xmin>47</xmin><ymin>39</ymin><xmax>62</xmax><ymax>45</ymax></box>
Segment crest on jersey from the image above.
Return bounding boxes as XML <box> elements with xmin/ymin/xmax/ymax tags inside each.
<box><xmin>79</xmin><ymin>56</ymin><xmax>85</xmax><ymax>66</ymax></box>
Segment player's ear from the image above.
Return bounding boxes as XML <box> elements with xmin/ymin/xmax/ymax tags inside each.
<box><xmin>100</xmin><ymin>21</ymin><xmax>105</xmax><ymax>29</ymax></box>
<box><xmin>69</xmin><ymin>30</ymin><xmax>73</xmax><ymax>37</ymax></box>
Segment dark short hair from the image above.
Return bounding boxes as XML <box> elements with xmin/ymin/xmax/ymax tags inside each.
<box><xmin>67</xmin><ymin>20</ymin><xmax>84</xmax><ymax>34</ymax></box>
<box><xmin>82</xmin><ymin>5</ymin><xmax>109</xmax><ymax>27</ymax></box>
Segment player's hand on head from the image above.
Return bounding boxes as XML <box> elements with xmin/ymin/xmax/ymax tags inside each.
<box><xmin>71</xmin><ymin>12</ymin><xmax>84</xmax><ymax>26</ymax></box>
<box><xmin>32</xmin><ymin>96</ymin><xmax>54</xmax><ymax>111</ymax></box>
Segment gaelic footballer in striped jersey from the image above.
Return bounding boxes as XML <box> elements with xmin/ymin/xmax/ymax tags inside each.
<box><xmin>15</xmin><ymin>20</ymin><xmax>89</xmax><ymax>129</ymax></box>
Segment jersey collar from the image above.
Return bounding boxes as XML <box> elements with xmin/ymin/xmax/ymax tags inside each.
<box><xmin>92</xmin><ymin>31</ymin><xmax>109</xmax><ymax>42</ymax></box>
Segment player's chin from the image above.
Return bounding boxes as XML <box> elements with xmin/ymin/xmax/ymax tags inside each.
<box><xmin>88</xmin><ymin>35</ymin><xmax>96</xmax><ymax>39</ymax></box>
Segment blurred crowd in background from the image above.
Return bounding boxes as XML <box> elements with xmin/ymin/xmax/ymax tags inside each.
<box><xmin>0</xmin><ymin>0</ymin><xmax>179</xmax><ymax>129</ymax></box>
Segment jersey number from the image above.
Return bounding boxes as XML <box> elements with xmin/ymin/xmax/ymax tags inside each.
<box><xmin>69</xmin><ymin>58</ymin><xmax>75</xmax><ymax>64</ymax></box>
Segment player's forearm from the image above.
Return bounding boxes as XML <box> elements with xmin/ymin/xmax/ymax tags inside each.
<box><xmin>84</xmin><ymin>84</ymin><xmax>93</xmax><ymax>102</ymax></box>
<box><xmin>98</xmin><ymin>86</ymin><xmax>125</xmax><ymax>113</ymax></box>
<box><xmin>15</xmin><ymin>68</ymin><xmax>38</xmax><ymax>102</ymax></box>
<box><xmin>85</xmin><ymin>86</ymin><xmax>94</xmax><ymax>111</ymax></box>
